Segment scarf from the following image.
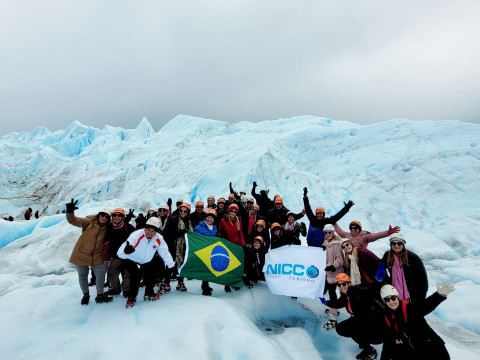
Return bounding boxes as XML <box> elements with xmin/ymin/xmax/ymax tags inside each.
<box><xmin>206</xmin><ymin>223</ymin><xmax>214</xmax><ymax>231</ymax></box>
<box><xmin>392</xmin><ymin>254</ymin><xmax>410</xmax><ymax>302</ymax></box>
<box><xmin>175</xmin><ymin>217</ymin><xmax>191</xmax><ymax>267</ymax></box>
<box><xmin>284</xmin><ymin>221</ymin><xmax>296</xmax><ymax>232</ymax></box>
<box><xmin>248</xmin><ymin>214</ymin><xmax>256</xmax><ymax>235</ymax></box>
<box><xmin>348</xmin><ymin>254</ymin><xmax>362</xmax><ymax>286</ymax></box>
<box><xmin>112</xmin><ymin>221</ymin><xmax>124</xmax><ymax>229</ymax></box>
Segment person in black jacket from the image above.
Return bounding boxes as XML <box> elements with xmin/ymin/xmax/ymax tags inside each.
<box><xmin>379</xmin><ymin>283</ymin><xmax>454</xmax><ymax>360</ymax></box>
<box><xmin>303</xmin><ymin>186</ymin><xmax>354</xmax><ymax>247</ymax></box>
<box><xmin>104</xmin><ymin>208</ymin><xmax>135</xmax><ymax>296</ymax></box>
<box><xmin>244</xmin><ymin>236</ymin><xmax>267</xmax><ymax>288</ymax></box>
<box><xmin>251</xmin><ymin>181</ymin><xmax>274</xmax><ymax>217</ymax></box>
<box><xmin>380</xmin><ymin>234</ymin><xmax>428</xmax><ymax>305</ymax></box>
<box><xmin>266</xmin><ymin>197</ymin><xmax>305</xmax><ymax>228</ymax></box>
<box><xmin>249</xmin><ymin>219</ymin><xmax>270</xmax><ymax>251</ymax></box>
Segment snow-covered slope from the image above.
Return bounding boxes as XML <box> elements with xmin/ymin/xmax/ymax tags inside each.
<box><xmin>1</xmin><ymin>116</ymin><xmax>479</xmax><ymax>359</ymax></box>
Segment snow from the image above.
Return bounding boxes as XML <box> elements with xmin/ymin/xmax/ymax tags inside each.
<box><xmin>1</xmin><ymin>115</ymin><xmax>480</xmax><ymax>359</ymax></box>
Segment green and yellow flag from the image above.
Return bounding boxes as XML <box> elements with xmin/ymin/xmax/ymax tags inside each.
<box><xmin>179</xmin><ymin>232</ymin><xmax>244</xmax><ymax>287</ymax></box>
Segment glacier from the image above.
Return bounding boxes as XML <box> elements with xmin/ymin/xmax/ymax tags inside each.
<box><xmin>0</xmin><ymin>115</ymin><xmax>479</xmax><ymax>359</ymax></box>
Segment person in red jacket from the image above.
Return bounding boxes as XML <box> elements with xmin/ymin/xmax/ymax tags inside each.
<box><xmin>218</xmin><ymin>203</ymin><xmax>245</xmax><ymax>292</ymax></box>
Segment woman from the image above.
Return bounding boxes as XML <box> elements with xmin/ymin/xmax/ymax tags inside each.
<box><xmin>249</xmin><ymin>219</ymin><xmax>270</xmax><ymax>251</ymax></box>
<box><xmin>194</xmin><ymin>209</ymin><xmax>218</xmax><ymax>296</ymax></box>
<box><xmin>341</xmin><ymin>238</ymin><xmax>381</xmax><ymax>286</ymax></box>
<box><xmin>322</xmin><ymin>224</ymin><xmax>345</xmax><ymax>330</ymax></box>
<box><xmin>218</xmin><ymin>203</ymin><xmax>245</xmax><ymax>292</ymax></box>
<box><xmin>163</xmin><ymin>202</ymin><xmax>193</xmax><ymax>292</ymax></box>
<box><xmin>65</xmin><ymin>199</ymin><xmax>112</xmax><ymax>305</ymax></box>
<box><xmin>334</xmin><ymin>220</ymin><xmax>400</xmax><ymax>249</ymax></box>
<box><xmin>282</xmin><ymin>211</ymin><xmax>306</xmax><ymax>246</ymax></box>
<box><xmin>380</xmin><ymin>234</ymin><xmax>428</xmax><ymax>304</ymax></box>
<box><xmin>379</xmin><ymin>283</ymin><xmax>454</xmax><ymax>360</ymax></box>
<box><xmin>244</xmin><ymin>236</ymin><xmax>267</xmax><ymax>287</ymax></box>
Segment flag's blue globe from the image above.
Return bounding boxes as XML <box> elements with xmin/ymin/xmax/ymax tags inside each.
<box><xmin>306</xmin><ymin>266</ymin><xmax>319</xmax><ymax>278</ymax></box>
<box><xmin>211</xmin><ymin>245</ymin><xmax>230</xmax><ymax>272</ymax></box>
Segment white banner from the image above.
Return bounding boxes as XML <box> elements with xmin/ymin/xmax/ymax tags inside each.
<box><xmin>263</xmin><ymin>245</ymin><xmax>326</xmax><ymax>300</ymax></box>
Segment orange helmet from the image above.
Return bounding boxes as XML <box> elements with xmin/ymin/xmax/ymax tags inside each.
<box><xmin>315</xmin><ymin>207</ymin><xmax>325</xmax><ymax>214</ymax></box>
<box><xmin>349</xmin><ymin>220</ymin><xmax>362</xmax><ymax>230</ymax></box>
<box><xmin>195</xmin><ymin>200</ymin><xmax>204</xmax><ymax>207</ymax></box>
<box><xmin>206</xmin><ymin>209</ymin><xmax>217</xmax><ymax>218</ymax></box>
<box><xmin>256</xmin><ymin>219</ymin><xmax>266</xmax><ymax>227</ymax></box>
<box><xmin>335</xmin><ymin>273</ymin><xmax>351</xmax><ymax>283</ymax></box>
<box><xmin>274</xmin><ymin>197</ymin><xmax>283</xmax><ymax>205</ymax></box>
<box><xmin>111</xmin><ymin>208</ymin><xmax>126</xmax><ymax>216</ymax></box>
<box><xmin>247</xmin><ymin>198</ymin><xmax>255</xmax><ymax>203</ymax></box>
<box><xmin>180</xmin><ymin>202</ymin><xmax>191</xmax><ymax>212</ymax></box>
<box><xmin>252</xmin><ymin>204</ymin><xmax>260</xmax><ymax>211</ymax></box>
<box><xmin>253</xmin><ymin>236</ymin><xmax>264</xmax><ymax>244</ymax></box>
<box><xmin>271</xmin><ymin>222</ymin><xmax>281</xmax><ymax>230</ymax></box>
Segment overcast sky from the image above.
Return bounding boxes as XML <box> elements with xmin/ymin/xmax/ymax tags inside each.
<box><xmin>1</xmin><ymin>0</ymin><xmax>479</xmax><ymax>136</ymax></box>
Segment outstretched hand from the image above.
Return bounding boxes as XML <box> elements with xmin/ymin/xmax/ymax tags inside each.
<box><xmin>319</xmin><ymin>297</ymin><xmax>327</xmax><ymax>305</ymax></box>
<box><xmin>128</xmin><ymin>209</ymin><xmax>135</xmax><ymax>218</ymax></box>
<box><xmin>252</xmin><ymin>181</ymin><xmax>257</xmax><ymax>188</ymax></box>
<box><xmin>167</xmin><ymin>198</ymin><xmax>172</xmax><ymax>207</ymax></box>
<box><xmin>303</xmin><ymin>187</ymin><xmax>308</xmax><ymax>197</ymax></box>
<box><xmin>387</xmin><ymin>225</ymin><xmax>400</xmax><ymax>235</ymax></box>
<box><xmin>344</xmin><ymin>200</ymin><xmax>355</xmax><ymax>209</ymax></box>
<box><xmin>66</xmin><ymin>199</ymin><xmax>79</xmax><ymax>213</ymax></box>
<box><xmin>437</xmin><ymin>282</ymin><xmax>455</xmax><ymax>297</ymax></box>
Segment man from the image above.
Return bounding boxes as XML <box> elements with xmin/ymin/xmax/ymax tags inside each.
<box><xmin>190</xmin><ymin>200</ymin><xmax>206</xmax><ymax>228</ymax></box>
<box><xmin>117</xmin><ymin>217</ymin><xmax>176</xmax><ymax>308</ymax></box>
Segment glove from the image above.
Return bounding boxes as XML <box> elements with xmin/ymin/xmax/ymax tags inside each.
<box><xmin>320</xmin><ymin>245</ymin><xmax>326</xmax><ymax>251</ymax></box>
<box><xmin>325</xmin><ymin>265</ymin><xmax>336</xmax><ymax>272</ymax></box>
<box><xmin>169</xmin><ymin>265</ymin><xmax>178</xmax><ymax>278</ymax></box>
<box><xmin>167</xmin><ymin>198</ymin><xmax>172</xmax><ymax>207</ymax></box>
<box><xmin>375</xmin><ymin>263</ymin><xmax>387</xmax><ymax>281</ymax></box>
<box><xmin>319</xmin><ymin>297</ymin><xmax>327</xmax><ymax>305</ymax></box>
<box><xmin>344</xmin><ymin>200</ymin><xmax>355</xmax><ymax>210</ymax></box>
<box><xmin>229</xmin><ymin>182</ymin><xmax>235</xmax><ymax>194</ymax></box>
<box><xmin>66</xmin><ymin>199</ymin><xmax>78</xmax><ymax>213</ymax></box>
<box><xmin>104</xmin><ymin>261</ymin><xmax>110</xmax><ymax>267</ymax></box>
<box><xmin>128</xmin><ymin>209</ymin><xmax>135</xmax><ymax>217</ymax></box>
<box><xmin>303</xmin><ymin>187</ymin><xmax>308</xmax><ymax>197</ymax></box>
<box><xmin>124</xmin><ymin>243</ymin><xmax>135</xmax><ymax>254</ymax></box>
<box><xmin>252</xmin><ymin>181</ymin><xmax>257</xmax><ymax>189</ymax></box>
<box><xmin>178</xmin><ymin>229</ymin><xmax>188</xmax><ymax>235</ymax></box>
<box><xmin>437</xmin><ymin>282</ymin><xmax>455</xmax><ymax>297</ymax></box>
<box><xmin>387</xmin><ymin>225</ymin><xmax>400</xmax><ymax>235</ymax></box>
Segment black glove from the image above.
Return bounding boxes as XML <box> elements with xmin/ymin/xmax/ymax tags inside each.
<box><xmin>300</xmin><ymin>222</ymin><xmax>307</xmax><ymax>236</ymax></box>
<box><xmin>303</xmin><ymin>187</ymin><xmax>308</xmax><ymax>197</ymax></box>
<box><xmin>167</xmin><ymin>198</ymin><xmax>172</xmax><ymax>207</ymax></box>
<box><xmin>66</xmin><ymin>199</ymin><xmax>78</xmax><ymax>213</ymax></box>
<box><xmin>325</xmin><ymin>265</ymin><xmax>336</xmax><ymax>272</ymax></box>
<box><xmin>124</xmin><ymin>243</ymin><xmax>135</xmax><ymax>254</ymax></box>
<box><xmin>178</xmin><ymin>229</ymin><xmax>187</xmax><ymax>235</ymax></box>
<box><xmin>169</xmin><ymin>265</ymin><xmax>178</xmax><ymax>278</ymax></box>
<box><xmin>320</xmin><ymin>245</ymin><xmax>326</xmax><ymax>251</ymax></box>
<box><xmin>252</xmin><ymin>181</ymin><xmax>257</xmax><ymax>189</ymax></box>
<box><xmin>344</xmin><ymin>200</ymin><xmax>355</xmax><ymax>210</ymax></box>
<box><xmin>229</xmin><ymin>182</ymin><xmax>235</xmax><ymax>194</ymax></box>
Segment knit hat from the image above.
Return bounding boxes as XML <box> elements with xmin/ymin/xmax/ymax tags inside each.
<box><xmin>228</xmin><ymin>203</ymin><xmax>239</xmax><ymax>212</ymax></box>
<box><xmin>389</xmin><ymin>233</ymin><xmax>406</xmax><ymax>244</ymax></box>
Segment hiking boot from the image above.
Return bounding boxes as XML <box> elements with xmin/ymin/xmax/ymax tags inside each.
<box><xmin>356</xmin><ymin>346</ymin><xmax>377</xmax><ymax>360</ymax></box>
<box><xmin>81</xmin><ymin>293</ymin><xmax>90</xmax><ymax>305</ymax></box>
<box><xmin>224</xmin><ymin>285</ymin><xmax>231</xmax><ymax>293</ymax></box>
<box><xmin>202</xmin><ymin>286</ymin><xmax>213</xmax><ymax>296</ymax></box>
<box><xmin>95</xmin><ymin>294</ymin><xmax>113</xmax><ymax>304</ymax></box>
<box><xmin>176</xmin><ymin>282</ymin><xmax>187</xmax><ymax>292</ymax></box>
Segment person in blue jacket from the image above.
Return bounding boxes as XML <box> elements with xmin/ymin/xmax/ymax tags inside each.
<box><xmin>194</xmin><ymin>209</ymin><xmax>218</xmax><ymax>295</ymax></box>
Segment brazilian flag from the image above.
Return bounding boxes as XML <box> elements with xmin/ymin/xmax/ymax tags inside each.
<box><xmin>179</xmin><ymin>232</ymin><xmax>244</xmax><ymax>287</ymax></box>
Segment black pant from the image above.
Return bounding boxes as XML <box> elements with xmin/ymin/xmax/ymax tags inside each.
<box><xmin>122</xmin><ymin>259</ymin><xmax>159</xmax><ymax>298</ymax></box>
<box><xmin>336</xmin><ymin>316</ymin><xmax>383</xmax><ymax>349</ymax></box>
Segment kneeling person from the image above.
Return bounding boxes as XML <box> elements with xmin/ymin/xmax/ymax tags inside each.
<box><xmin>118</xmin><ymin>217</ymin><xmax>176</xmax><ymax>307</ymax></box>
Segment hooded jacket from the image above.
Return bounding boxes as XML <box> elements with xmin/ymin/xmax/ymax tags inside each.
<box><xmin>334</xmin><ymin>223</ymin><xmax>389</xmax><ymax>249</ymax></box>
<box><xmin>324</xmin><ymin>238</ymin><xmax>344</xmax><ymax>284</ymax></box>
<box><xmin>218</xmin><ymin>214</ymin><xmax>245</xmax><ymax>246</ymax></box>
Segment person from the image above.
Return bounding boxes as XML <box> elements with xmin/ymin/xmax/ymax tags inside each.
<box><xmin>244</xmin><ymin>204</ymin><xmax>263</xmax><ymax>238</ymax></box>
<box><xmin>146</xmin><ymin>208</ymin><xmax>158</xmax><ymax>219</ymax></box>
<box><xmin>214</xmin><ymin>198</ymin><xmax>227</xmax><ymax>226</ymax></box>
<box><xmin>34</xmin><ymin>210</ymin><xmax>39</xmax><ymax>219</ymax></box>
<box><xmin>171</xmin><ymin>199</ymin><xmax>184</xmax><ymax>217</ymax></box>
<box><xmin>163</xmin><ymin>202</ymin><xmax>193</xmax><ymax>292</ymax></box>
<box><xmin>322</xmin><ymin>224</ymin><xmax>345</xmax><ymax>330</ymax></box>
<box><xmin>379</xmin><ymin>234</ymin><xmax>428</xmax><ymax>305</ymax></box>
<box><xmin>190</xmin><ymin>200</ymin><xmax>206</xmax><ymax>228</ymax></box>
<box><xmin>65</xmin><ymin>199</ymin><xmax>113</xmax><ymax>305</ymax></box>
<box><xmin>341</xmin><ymin>238</ymin><xmax>381</xmax><ymax>286</ymax></box>
<box><xmin>206</xmin><ymin>195</ymin><xmax>216</xmax><ymax>210</ymax></box>
<box><xmin>194</xmin><ymin>209</ymin><xmax>218</xmax><ymax>296</ymax></box>
<box><xmin>334</xmin><ymin>220</ymin><xmax>400</xmax><ymax>250</ymax></box>
<box><xmin>270</xmin><ymin>222</ymin><xmax>295</xmax><ymax>249</ymax></box>
<box><xmin>117</xmin><ymin>217</ymin><xmax>176</xmax><ymax>307</ymax></box>
<box><xmin>379</xmin><ymin>283</ymin><xmax>454</xmax><ymax>360</ymax></box>
<box><xmin>251</xmin><ymin>181</ymin><xmax>274</xmax><ymax>217</ymax></box>
<box><xmin>157</xmin><ymin>203</ymin><xmax>170</xmax><ymax>235</ymax></box>
<box><xmin>320</xmin><ymin>273</ymin><xmax>383</xmax><ymax>360</ymax></box>
<box><xmin>266</xmin><ymin>196</ymin><xmax>305</xmax><ymax>228</ymax></box>
<box><xmin>243</xmin><ymin>236</ymin><xmax>267</xmax><ymax>288</ymax></box>
<box><xmin>218</xmin><ymin>203</ymin><xmax>245</xmax><ymax>292</ymax></box>
<box><xmin>282</xmin><ymin>211</ymin><xmax>306</xmax><ymax>246</ymax></box>
<box><xmin>24</xmin><ymin>207</ymin><xmax>32</xmax><ymax>220</ymax></box>
<box><xmin>249</xmin><ymin>219</ymin><xmax>270</xmax><ymax>251</ymax></box>
<box><xmin>303</xmin><ymin>187</ymin><xmax>354</xmax><ymax>247</ymax></box>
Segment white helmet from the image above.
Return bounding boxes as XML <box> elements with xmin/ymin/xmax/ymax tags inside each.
<box><xmin>145</xmin><ymin>217</ymin><xmax>161</xmax><ymax>231</ymax></box>
<box><xmin>99</xmin><ymin>208</ymin><xmax>111</xmax><ymax>216</ymax></box>
<box><xmin>158</xmin><ymin>203</ymin><xmax>169</xmax><ymax>210</ymax></box>
<box><xmin>380</xmin><ymin>285</ymin><xmax>400</xmax><ymax>300</ymax></box>
<box><xmin>323</xmin><ymin>224</ymin><xmax>335</xmax><ymax>232</ymax></box>
<box><xmin>389</xmin><ymin>233</ymin><xmax>406</xmax><ymax>244</ymax></box>
<box><xmin>340</xmin><ymin>238</ymin><xmax>352</xmax><ymax>248</ymax></box>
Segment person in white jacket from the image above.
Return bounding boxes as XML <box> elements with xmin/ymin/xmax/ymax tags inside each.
<box><xmin>118</xmin><ymin>217</ymin><xmax>176</xmax><ymax>307</ymax></box>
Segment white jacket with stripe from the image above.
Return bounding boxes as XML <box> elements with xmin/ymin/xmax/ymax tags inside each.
<box><xmin>117</xmin><ymin>229</ymin><xmax>175</xmax><ymax>268</ymax></box>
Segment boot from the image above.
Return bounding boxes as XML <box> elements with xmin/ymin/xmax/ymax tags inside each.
<box><xmin>81</xmin><ymin>293</ymin><xmax>90</xmax><ymax>305</ymax></box>
<box><xmin>95</xmin><ymin>293</ymin><xmax>113</xmax><ymax>304</ymax></box>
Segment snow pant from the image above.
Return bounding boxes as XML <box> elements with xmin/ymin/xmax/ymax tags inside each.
<box><xmin>336</xmin><ymin>315</ymin><xmax>383</xmax><ymax>350</ymax></box>
<box><xmin>107</xmin><ymin>257</ymin><xmax>130</xmax><ymax>294</ymax></box>
<box><xmin>75</xmin><ymin>263</ymin><xmax>107</xmax><ymax>295</ymax></box>
<box><xmin>122</xmin><ymin>259</ymin><xmax>158</xmax><ymax>298</ymax></box>
<box><xmin>325</xmin><ymin>282</ymin><xmax>339</xmax><ymax>317</ymax></box>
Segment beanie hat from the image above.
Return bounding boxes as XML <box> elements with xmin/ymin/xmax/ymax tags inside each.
<box><xmin>228</xmin><ymin>203</ymin><xmax>239</xmax><ymax>212</ymax></box>
<box><xmin>389</xmin><ymin>233</ymin><xmax>406</xmax><ymax>244</ymax></box>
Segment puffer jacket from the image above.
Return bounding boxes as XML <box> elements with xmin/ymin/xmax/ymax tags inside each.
<box><xmin>67</xmin><ymin>212</ymin><xmax>108</xmax><ymax>266</ymax></box>
<box><xmin>334</xmin><ymin>223</ymin><xmax>389</xmax><ymax>249</ymax></box>
<box><xmin>218</xmin><ymin>214</ymin><xmax>245</xmax><ymax>246</ymax></box>
<box><xmin>194</xmin><ymin>221</ymin><xmax>218</xmax><ymax>237</ymax></box>
<box><xmin>324</xmin><ymin>238</ymin><xmax>344</xmax><ymax>284</ymax></box>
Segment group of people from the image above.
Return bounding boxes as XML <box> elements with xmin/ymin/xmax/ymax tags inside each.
<box><xmin>66</xmin><ymin>182</ymin><xmax>453</xmax><ymax>359</ymax></box>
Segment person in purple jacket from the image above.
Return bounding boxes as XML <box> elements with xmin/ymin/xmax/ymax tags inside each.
<box><xmin>340</xmin><ymin>238</ymin><xmax>381</xmax><ymax>286</ymax></box>
<box><xmin>334</xmin><ymin>220</ymin><xmax>400</xmax><ymax>249</ymax></box>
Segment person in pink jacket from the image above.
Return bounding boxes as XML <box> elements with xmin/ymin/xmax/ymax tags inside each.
<box><xmin>322</xmin><ymin>224</ymin><xmax>345</xmax><ymax>330</ymax></box>
<box><xmin>334</xmin><ymin>220</ymin><xmax>400</xmax><ymax>249</ymax></box>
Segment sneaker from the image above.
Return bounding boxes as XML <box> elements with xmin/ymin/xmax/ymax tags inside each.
<box><xmin>176</xmin><ymin>282</ymin><xmax>187</xmax><ymax>292</ymax></box>
<box><xmin>81</xmin><ymin>293</ymin><xmax>90</xmax><ymax>305</ymax></box>
<box><xmin>323</xmin><ymin>319</ymin><xmax>337</xmax><ymax>330</ymax></box>
<box><xmin>144</xmin><ymin>293</ymin><xmax>160</xmax><ymax>301</ymax></box>
<box><xmin>126</xmin><ymin>297</ymin><xmax>136</xmax><ymax>308</ymax></box>
<box><xmin>356</xmin><ymin>346</ymin><xmax>377</xmax><ymax>360</ymax></box>
<box><xmin>95</xmin><ymin>294</ymin><xmax>113</xmax><ymax>304</ymax></box>
<box><xmin>224</xmin><ymin>285</ymin><xmax>231</xmax><ymax>293</ymax></box>
<box><xmin>105</xmin><ymin>289</ymin><xmax>122</xmax><ymax>296</ymax></box>
<box><xmin>202</xmin><ymin>287</ymin><xmax>213</xmax><ymax>296</ymax></box>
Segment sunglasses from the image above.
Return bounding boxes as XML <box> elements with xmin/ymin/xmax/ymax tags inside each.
<box><xmin>349</xmin><ymin>226</ymin><xmax>359</xmax><ymax>230</ymax></box>
<box><xmin>391</xmin><ymin>241</ymin><xmax>404</xmax><ymax>247</ymax></box>
<box><xmin>179</xmin><ymin>210</ymin><xmax>188</xmax><ymax>214</ymax></box>
<box><xmin>229</xmin><ymin>210</ymin><xmax>237</xmax><ymax>214</ymax></box>
<box><xmin>112</xmin><ymin>214</ymin><xmax>124</xmax><ymax>218</ymax></box>
<box><xmin>158</xmin><ymin>208</ymin><xmax>167</xmax><ymax>212</ymax></box>
<box><xmin>196</xmin><ymin>206</ymin><xmax>204</xmax><ymax>209</ymax></box>
<box><xmin>336</xmin><ymin>282</ymin><xmax>348</xmax><ymax>288</ymax></box>
<box><xmin>99</xmin><ymin>213</ymin><xmax>110</xmax><ymax>218</ymax></box>
<box><xmin>341</xmin><ymin>243</ymin><xmax>351</xmax><ymax>249</ymax></box>
<box><xmin>324</xmin><ymin>231</ymin><xmax>334</xmax><ymax>235</ymax></box>
<box><xmin>256</xmin><ymin>224</ymin><xmax>264</xmax><ymax>228</ymax></box>
<box><xmin>383</xmin><ymin>296</ymin><xmax>398</xmax><ymax>303</ymax></box>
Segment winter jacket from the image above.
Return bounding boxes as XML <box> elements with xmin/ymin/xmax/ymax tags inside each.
<box><xmin>157</xmin><ymin>215</ymin><xmax>170</xmax><ymax>235</ymax></box>
<box><xmin>190</xmin><ymin>211</ymin><xmax>206</xmax><ymax>229</ymax></box>
<box><xmin>381</xmin><ymin>250</ymin><xmax>428</xmax><ymax>304</ymax></box>
<box><xmin>104</xmin><ymin>222</ymin><xmax>135</xmax><ymax>260</ymax></box>
<box><xmin>266</xmin><ymin>206</ymin><xmax>303</xmax><ymax>228</ymax></box>
<box><xmin>334</xmin><ymin>224</ymin><xmax>389</xmax><ymax>249</ymax></box>
<box><xmin>218</xmin><ymin>214</ymin><xmax>245</xmax><ymax>246</ymax></box>
<box><xmin>282</xmin><ymin>221</ymin><xmax>306</xmax><ymax>247</ymax></box>
<box><xmin>194</xmin><ymin>221</ymin><xmax>218</xmax><ymax>237</ymax></box>
<box><xmin>303</xmin><ymin>196</ymin><xmax>350</xmax><ymax>246</ymax></box>
<box><xmin>251</xmin><ymin>186</ymin><xmax>274</xmax><ymax>217</ymax></box>
<box><xmin>345</xmin><ymin>247</ymin><xmax>381</xmax><ymax>285</ymax></box>
<box><xmin>249</xmin><ymin>228</ymin><xmax>271</xmax><ymax>251</ymax></box>
<box><xmin>244</xmin><ymin>245</ymin><xmax>267</xmax><ymax>282</ymax></box>
<box><xmin>324</xmin><ymin>239</ymin><xmax>344</xmax><ymax>284</ymax></box>
<box><xmin>163</xmin><ymin>215</ymin><xmax>193</xmax><ymax>255</ymax></box>
<box><xmin>380</xmin><ymin>293</ymin><xmax>449</xmax><ymax>360</ymax></box>
<box><xmin>117</xmin><ymin>229</ymin><xmax>175</xmax><ymax>268</ymax></box>
<box><xmin>271</xmin><ymin>229</ymin><xmax>298</xmax><ymax>249</ymax></box>
<box><xmin>67</xmin><ymin>212</ymin><xmax>108</xmax><ymax>266</ymax></box>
